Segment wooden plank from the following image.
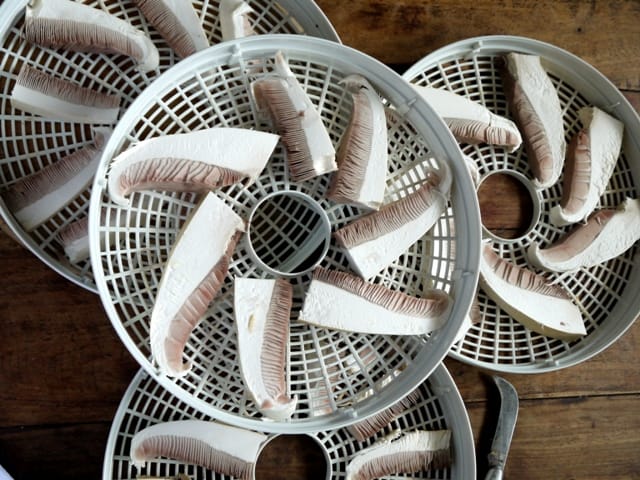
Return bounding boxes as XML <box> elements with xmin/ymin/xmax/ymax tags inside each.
<box><xmin>316</xmin><ymin>0</ymin><xmax>640</xmax><ymax>90</ymax></box>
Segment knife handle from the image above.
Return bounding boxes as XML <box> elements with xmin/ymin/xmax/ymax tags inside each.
<box><xmin>484</xmin><ymin>466</ymin><xmax>504</xmax><ymax>480</ymax></box>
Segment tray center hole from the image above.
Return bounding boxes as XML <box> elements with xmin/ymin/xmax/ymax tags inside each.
<box><xmin>248</xmin><ymin>191</ymin><xmax>330</xmax><ymax>276</ymax></box>
<box><xmin>255</xmin><ymin>434</ymin><xmax>329</xmax><ymax>480</ymax></box>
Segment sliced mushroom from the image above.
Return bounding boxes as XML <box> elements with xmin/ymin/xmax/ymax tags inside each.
<box><xmin>480</xmin><ymin>243</ymin><xmax>585</xmax><ymax>340</ymax></box>
<box><xmin>234</xmin><ymin>277</ymin><xmax>297</xmax><ymax>420</ymax></box>
<box><xmin>130</xmin><ymin>419</ymin><xmax>267</xmax><ymax>479</ymax></box>
<box><xmin>334</xmin><ymin>166</ymin><xmax>450</xmax><ymax>280</ymax></box>
<box><xmin>412</xmin><ymin>84</ymin><xmax>522</xmax><ymax>152</ymax></box>
<box><xmin>219</xmin><ymin>0</ymin><xmax>256</xmax><ymax>41</ymax></box>
<box><xmin>501</xmin><ymin>53</ymin><xmax>565</xmax><ymax>189</ymax></box>
<box><xmin>11</xmin><ymin>64</ymin><xmax>121</xmax><ymax>124</ymax></box>
<box><xmin>550</xmin><ymin>106</ymin><xmax>624</xmax><ymax>226</ymax></box>
<box><xmin>25</xmin><ymin>0</ymin><xmax>159</xmax><ymax>72</ymax></box>
<box><xmin>298</xmin><ymin>267</ymin><xmax>451</xmax><ymax>335</ymax></box>
<box><xmin>345</xmin><ymin>430</ymin><xmax>451</xmax><ymax>480</ymax></box>
<box><xmin>133</xmin><ymin>0</ymin><xmax>209</xmax><ymax>58</ymax></box>
<box><xmin>250</xmin><ymin>51</ymin><xmax>336</xmax><ymax>182</ymax></box>
<box><xmin>529</xmin><ymin>197</ymin><xmax>640</xmax><ymax>272</ymax></box>
<box><xmin>107</xmin><ymin>127</ymin><xmax>279</xmax><ymax>206</ymax></box>
<box><xmin>327</xmin><ymin>74</ymin><xmax>388</xmax><ymax>210</ymax></box>
<box><xmin>3</xmin><ymin>127</ymin><xmax>111</xmax><ymax>231</ymax></box>
<box><xmin>150</xmin><ymin>192</ymin><xmax>245</xmax><ymax>377</ymax></box>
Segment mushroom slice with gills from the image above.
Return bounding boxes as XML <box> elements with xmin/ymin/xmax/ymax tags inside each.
<box><xmin>550</xmin><ymin>106</ymin><xmax>624</xmax><ymax>226</ymax></box>
<box><xmin>2</xmin><ymin>127</ymin><xmax>111</xmax><ymax>232</ymax></box>
<box><xmin>24</xmin><ymin>0</ymin><xmax>159</xmax><ymax>72</ymax></box>
<box><xmin>345</xmin><ymin>430</ymin><xmax>451</xmax><ymax>480</ymax></box>
<box><xmin>250</xmin><ymin>51</ymin><xmax>337</xmax><ymax>182</ymax></box>
<box><xmin>11</xmin><ymin>64</ymin><xmax>121</xmax><ymax>124</ymax></box>
<box><xmin>501</xmin><ymin>52</ymin><xmax>566</xmax><ymax>189</ymax></box>
<box><xmin>333</xmin><ymin>165</ymin><xmax>451</xmax><ymax>280</ymax></box>
<box><xmin>150</xmin><ymin>192</ymin><xmax>245</xmax><ymax>377</ymax></box>
<box><xmin>480</xmin><ymin>243</ymin><xmax>585</xmax><ymax>340</ymax></box>
<box><xmin>327</xmin><ymin>74</ymin><xmax>388</xmax><ymax>210</ymax></box>
<box><xmin>130</xmin><ymin>419</ymin><xmax>267</xmax><ymax>479</ymax></box>
<box><xmin>234</xmin><ymin>277</ymin><xmax>297</xmax><ymax>420</ymax></box>
<box><xmin>411</xmin><ymin>84</ymin><xmax>522</xmax><ymax>152</ymax></box>
<box><xmin>219</xmin><ymin>0</ymin><xmax>256</xmax><ymax>41</ymax></box>
<box><xmin>132</xmin><ymin>0</ymin><xmax>209</xmax><ymax>59</ymax></box>
<box><xmin>298</xmin><ymin>267</ymin><xmax>451</xmax><ymax>335</ymax></box>
<box><xmin>107</xmin><ymin>127</ymin><xmax>279</xmax><ymax>207</ymax></box>
<box><xmin>528</xmin><ymin>197</ymin><xmax>640</xmax><ymax>272</ymax></box>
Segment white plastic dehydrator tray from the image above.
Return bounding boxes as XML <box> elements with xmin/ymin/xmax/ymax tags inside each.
<box><xmin>0</xmin><ymin>0</ymin><xmax>339</xmax><ymax>292</ymax></box>
<box><xmin>103</xmin><ymin>364</ymin><xmax>476</xmax><ymax>479</ymax></box>
<box><xmin>404</xmin><ymin>36</ymin><xmax>640</xmax><ymax>373</ymax></box>
<box><xmin>89</xmin><ymin>35</ymin><xmax>481</xmax><ymax>433</ymax></box>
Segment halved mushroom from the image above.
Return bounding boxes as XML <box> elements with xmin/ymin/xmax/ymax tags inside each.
<box><xmin>234</xmin><ymin>277</ymin><xmax>297</xmax><ymax>420</ymax></box>
<box><xmin>501</xmin><ymin>53</ymin><xmax>565</xmax><ymax>189</ymax></box>
<box><xmin>550</xmin><ymin>106</ymin><xmax>624</xmax><ymax>226</ymax></box>
<box><xmin>130</xmin><ymin>419</ymin><xmax>267</xmax><ymax>479</ymax></box>
<box><xmin>480</xmin><ymin>243</ymin><xmax>586</xmax><ymax>340</ymax></box>
<box><xmin>334</xmin><ymin>165</ymin><xmax>450</xmax><ymax>280</ymax></box>
<box><xmin>25</xmin><ymin>0</ymin><xmax>159</xmax><ymax>72</ymax></box>
<box><xmin>529</xmin><ymin>197</ymin><xmax>640</xmax><ymax>272</ymax></box>
<box><xmin>107</xmin><ymin>127</ymin><xmax>279</xmax><ymax>206</ymax></box>
<box><xmin>133</xmin><ymin>0</ymin><xmax>209</xmax><ymax>58</ymax></box>
<box><xmin>150</xmin><ymin>192</ymin><xmax>245</xmax><ymax>377</ymax></box>
<box><xmin>11</xmin><ymin>64</ymin><xmax>121</xmax><ymax>124</ymax></box>
<box><xmin>327</xmin><ymin>74</ymin><xmax>388</xmax><ymax>210</ymax></box>
<box><xmin>2</xmin><ymin>127</ymin><xmax>111</xmax><ymax>231</ymax></box>
<box><xmin>345</xmin><ymin>430</ymin><xmax>451</xmax><ymax>480</ymax></box>
<box><xmin>298</xmin><ymin>267</ymin><xmax>451</xmax><ymax>335</ymax></box>
<box><xmin>250</xmin><ymin>51</ymin><xmax>337</xmax><ymax>182</ymax></box>
<box><xmin>412</xmin><ymin>84</ymin><xmax>522</xmax><ymax>152</ymax></box>
<box><xmin>219</xmin><ymin>0</ymin><xmax>256</xmax><ymax>41</ymax></box>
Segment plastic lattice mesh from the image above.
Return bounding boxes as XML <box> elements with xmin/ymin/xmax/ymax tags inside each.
<box><xmin>90</xmin><ymin>36</ymin><xmax>480</xmax><ymax>433</ymax></box>
<box><xmin>103</xmin><ymin>366</ymin><xmax>475</xmax><ymax>479</ymax></box>
<box><xmin>404</xmin><ymin>36</ymin><xmax>640</xmax><ymax>372</ymax></box>
<box><xmin>0</xmin><ymin>0</ymin><xmax>338</xmax><ymax>290</ymax></box>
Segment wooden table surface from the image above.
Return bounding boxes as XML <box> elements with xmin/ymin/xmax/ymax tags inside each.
<box><xmin>1</xmin><ymin>1</ymin><xmax>639</xmax><ymax>479</ymax></box>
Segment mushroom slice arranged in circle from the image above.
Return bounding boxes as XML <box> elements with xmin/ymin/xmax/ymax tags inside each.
<box><xmin>219</xmin><ymin>0</ymin><xmax>256</xmax><ymax>41</ymax></box>
<box><xmin>24</xmin><ymin>0</ymin><xmax>159</xmax><ymax>72</ymax></box>
<box><xmin>345</xmin><ymin>430</ymin><xmax>451</xmax><ymax>480</ymax></box>
<box><xmin>150</xmin><ymin>192</ymin><xmax>245</xmax><ymax>377</ymax></box>
<box><xmin>529</xmin><ymin>197</ymin><xmax>640</xmax><ymax>272</ymax></box>
<box><xmin>480</xmin><ymin>243</ymin><xmax>586</xmax><ymax>340</ymax></box>
<box><xmin>130</xmin><ymin>419</ymin><xmax>267</xmax><ymax>479</ymax></box>
<box><xmin>107</xmin><ymin>127</ymin><xmax>279</xmax><ymax>207</ymax></box>
<box><xmin>298</xmin><ymin>267</ymin><xmax>451</xmax><ymax>335</ymax></box>
<box><xmin>234</xmin><ymin>277</ymin><xmax>297</xmax><ymax>420</ymax></box>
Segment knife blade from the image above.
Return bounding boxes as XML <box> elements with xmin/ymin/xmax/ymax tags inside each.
<box><xmin>484</xmin><ymin>375</ymin><xmax>519</xmax><ymax>480</ymax></box>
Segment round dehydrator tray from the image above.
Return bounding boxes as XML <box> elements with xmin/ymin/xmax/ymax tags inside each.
<box><xmin>103</xmin><ymin>364</ymin><xmax>476</xmax><ymax>479</ymax></box>
<box><xmin>403</xmin><ymin>35</ymin><xmax>640</xmax><ymax>373</ymax></box>
<box><xmin>89</xmin><ymin>35</ymin><xmax>481</xmax><ymax>433</ymax></box>
<box><xmin>0</xmin><ymin>0</ymin><xmax>339</xmax><ymax>292</ymax></box>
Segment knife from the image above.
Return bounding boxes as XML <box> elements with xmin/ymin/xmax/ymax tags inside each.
<box><xmin>485</xmin><ymin>375</ymin><xmax>519</xmax><ymax>480</ymax></box>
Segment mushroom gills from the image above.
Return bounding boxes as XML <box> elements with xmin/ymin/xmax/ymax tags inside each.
<box><xmin>299</xmin><ymin>267</ymin><xmax>451</xmax><ymax>335</ymax></box>
<box><xmin>550</xmin><ymin>106</ymin><xmax>624</xmax><ymax>226</ymax></box>
<box><xmin>130</xmin><ymin>419</ymin><xmax>267</xmax><ymax>480</ymax></box>
<box><xmin>328</xmin><ymin>74</ymin><xmax>388</xmax><ymax>210</ymax></box>
<box><xmin>133</xmin><ymin>0</ymin><xmax>209</xmax><ymax>58</ymax></box>
<box><xmin>234</xmin><ymin>277</ymin><xmax>297</xmax><ymax>420</ymax></box>
<box><xmin>529</xmin><ymin>197</ymin><xmax>640</xmax><ymax>272</ymax></box>
<box><xmin>250</xmin><ymin>51</ymin><xmax>336</xmax><ymax>182</ymax></box>
<box><xmin>11</xmin><ymin>64</ymin><xmax>121</xmax><ymax>124</ymax></box>
<box><xmin>334</xmin><ymin>166</ymin><xmax>450</xmax><ymax>279</ymax></box>
<box><xmin>501</xmin><ymin>52</ymin><xmax>565</xmax><ymax>189</ymax></box>
<box><xmin>107</xmin><ymin>127</ymin><xmax>279</xmax><ymax>206</ymax></box>
<box><xmin>479</xmin><ymin>244</ymin><xmax>585</xmax><ymax>340</ymax></box>
<box><xmin>345</xmin><ymin>430</ymin><xmax>451</xmax><ymax>480</ymax></box>
<box><xmin>150</xmin><ymin>192</ymin><xmax>245</xmax><ymax>377</ymax></box>
<box><xmin>219</xmin><ymin>0</ymin><xmax>256</xmax><ymax>40</ymax></box>
<box><xmin>412</xmin><ymin>84</ymin><xmax>522</xmax><ymax>152</ymax></box>
<box><xmin>24</xmin><ymin>0</ymin><xmax>159</xmax><ymax>72</ymax></box>
<box><xmin>2</xmin><ymin>127</ymin><xmax>111</xmax><ymax>232</ymax></box>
